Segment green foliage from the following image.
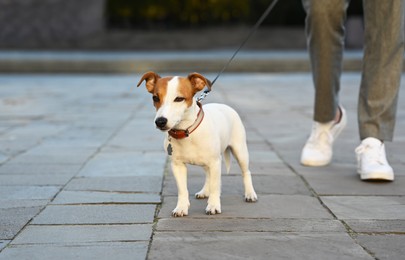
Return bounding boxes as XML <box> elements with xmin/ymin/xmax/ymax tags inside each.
<box><xmin>107</xmin><ymin>0</ymin><xmax>251</xmax><ymax>29</ymax></box>
<box><xmin>106</xmin><ymin>0</ymin><xmax>362</xmax><ymax>29</ymax></box>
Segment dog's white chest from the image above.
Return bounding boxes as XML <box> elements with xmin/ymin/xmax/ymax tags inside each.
<box><xmin>165</xmin><ymin>137</ymin><xmax>216</xmax><ymax>166</ymax></box>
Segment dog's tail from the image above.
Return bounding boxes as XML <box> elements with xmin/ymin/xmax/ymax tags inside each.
<box><xmin>224</xmin><ymin>147</ymin><xmax>231</xmax><ymax>174</ymax></box>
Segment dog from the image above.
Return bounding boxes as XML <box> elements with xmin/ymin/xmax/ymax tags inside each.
<box><xmin>137</xmin><ymin>71</ymin><xmax>257</xmax><ymax>217</ymax></box>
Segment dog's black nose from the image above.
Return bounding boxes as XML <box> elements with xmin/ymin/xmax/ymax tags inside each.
<box><xmin>155</xmin><ymin>117</ymin><xmax>168</xmax><ymax>128</ymax></box>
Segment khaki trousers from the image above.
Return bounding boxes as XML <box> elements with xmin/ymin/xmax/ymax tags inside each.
<box><xmin>302</xmin><ymin>0</ymin><xmax>405</xmax><ymax>141</ymax></box>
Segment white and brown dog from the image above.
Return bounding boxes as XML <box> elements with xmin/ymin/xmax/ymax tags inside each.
<box><xmin>137</xmin><ymin>71</ymin><xmax>257</xmax><ymax>217</ymax></box>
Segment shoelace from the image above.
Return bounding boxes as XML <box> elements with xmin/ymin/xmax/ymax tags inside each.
<box><xmin>355</xmin><ymin>144</ymin><xmax>385</xmax><ymax>165</ymax></box>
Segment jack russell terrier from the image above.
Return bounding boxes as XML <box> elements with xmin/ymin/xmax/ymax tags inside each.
<box><xmin>137</xmin><ymin>71</ymin><xmax>257</xmax><ymax>217</ymax></box>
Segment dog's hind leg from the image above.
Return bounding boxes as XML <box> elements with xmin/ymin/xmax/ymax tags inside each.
<box><xmin>195</xmin><ymin>166</ymin><xmax>210</xmax><ymax>199</ymax></box>
<box><xmin>205</xmin><ymin>160</ymin><xmax>222</xmax><ymax>215</ymax></box>
<box><xmin>171</xmin><ymin>161</ymin><xmax>190</xmax><ymax>217</ymax></box>
<box><xmin>223</xmin><ymin>147</ymin><xmax>231</xmax><ymax>173</ymax></box>
<box><xmin>230</xmin><ymin>128</ymin><xmax>258</xmax><ymax>202</ymax></box>
<box><xmin>231</xmin><ymin>143</ymin><xmax>258</xmax><ymax>202</ymax></box>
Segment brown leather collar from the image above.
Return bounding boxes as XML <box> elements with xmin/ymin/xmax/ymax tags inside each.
<box><xmin>168</xmin><ymin>102</ymin><xmax>204</xmax><ymax>139</ymax></box>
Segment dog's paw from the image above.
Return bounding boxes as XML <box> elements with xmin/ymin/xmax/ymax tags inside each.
<box><xmin>195</xmin><ymin>191</ymin><xmax>209</xmax><ymax>199</ymax></box>
<box><xmin>172</xmin><ymin>207</ymin><xmax>189</xmax><ymax>217</ymax></box>
<box><xmin>205</xmin><ymin>204</ymin><xmax>221</xmax><ymax>215</ymax></box>
<box><xmin>245</xmin><ymin>191</ymin><xmax>258</xmax><ymax>203</ymax></box>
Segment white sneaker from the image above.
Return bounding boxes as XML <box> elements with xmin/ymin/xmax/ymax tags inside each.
<box><xmin>301</xmin><ymin>107</ymin><xmax>347</xmax><ymax>166</ymax></box>
<box><xmin>355</xmin><ymin>137</ymin><xmax>394</xmax><ymax>181</ymax></box>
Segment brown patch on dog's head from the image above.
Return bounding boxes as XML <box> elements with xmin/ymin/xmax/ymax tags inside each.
<box><xmin>175</xmin><ymin>77</ymin><xmax>195</xmax><ymax>107</ymax></box>
<box><xmin>151</xmin><ymin>77</ymin><xmax>174</xmax><ymax>110</ymax></box>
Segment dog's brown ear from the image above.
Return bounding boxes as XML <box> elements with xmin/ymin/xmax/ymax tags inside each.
<box><xmin>188</xmin><ymin>72</ymin><xmax>211</xmax><ymax>93</ymax></box>
<box><xmin>137</xmin><ymin>71</ymin><xmax>161</xmax><ymax>93</ymax></box>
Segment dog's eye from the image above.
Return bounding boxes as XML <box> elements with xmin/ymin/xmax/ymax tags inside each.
<box><xmin>153</xmin><ymin>96</ymin><xmax>160</xmax><ymax>103</ymax></box>
<box><xmin>174</xmin><ymin>97</ymin><xmax>185</xmax><ymax>102</ymax></box>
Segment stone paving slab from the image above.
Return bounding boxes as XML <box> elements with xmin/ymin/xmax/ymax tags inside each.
<box><xmin>0</xmin><ymin>207</ymin><xmax>42</xmax><ymax>239</ymax></box>
<box><xmin>32</xmin><ymin>205</ymin><xmax>157</xmax><ymax>225</ymax></box>
<box><xmin>0</xmin><ymin>241</ymin><xmax>8</xmax><ymax>252</ymax></box>
<box><xmin>0</xmin><ymin>174</ymin><xmax>72</xmax><ymax>186</ymax></box>
<box><xmin>0</xmin><ymin>154</ymin><xmax>7</xmax><ymax>164</ymax></box>
<box><xmin>241</xmin><ymin>162</ymin><xmax>296</xmax><ymax>176</ymax></box>
<box><xmin>0</xmin><ymin>200</ymin><xmax>49</xmax><ymax>209</ymax></box>
<box><xmin>164</xmin><ymin>162</ymin><xmax>296</xmax><ymax>177</ymax></box>
<box><xmin>355</xmin><ymin>234</ymin><xmax>405</xmax><ymax>260</ymax></box>
<box><xmin>344</xmin><ymin>220</ymin><xmax>405</xmax><ymax>233</ymax></box>
<box><xmin>41</xmin><ymin>134</ymin><xmax>109</xmax><ymax>149</ymax></box>
<box><xmin>8</xmin><ymin>149</ymin><xmax>94</xmax><ymax>165</ymax></box>
<box><xmin>0</xmin><ymin>163</ymin><xmax>82</xmax><ymax>176</ymax></box>
<box><xmin>51</xmin><ymin>190</ymin><xmax>161</xmax><ymax>205</ymax></box>
<box><xmin>105</xmin><ymin>123</ymin><xmax>164</xmax><ymax>152</ymax></box>
<box><xmin>298</xmin><ymin>164</ymin><xmax>405</xmax><ymax>196</ymax></box>
<box><xmin>156</xmin><ymin>218</ymin><xmax>346</xmax><ymax>233</ymax></box>
<box><xmin>0</xmin><ymin>186</ymin><xmax>60</xmax><ymax>200</ymax></box>
<box><xmin>0</xmin><ymin>124</ymin><xmax>65</xmax><ymax>153</ymax></box>
<box><xmin>321</xmin><ymin>196</ymin><xmax>405</xmax><ymax>220</ymax></box>
<box><xmin>148</xmin><ymin>232</ymin><xmax>373</xmax><ymax>260</ymax></box>
<box><xmin>64</xmin><ymin>176</ymin><xmax>163</xmax><ymax>193</ymax></box>
<box><xmin>0</xmin><ymin>242</ymin><xmax>149</xmax><ymax>260</ymax></box>
<box><xmin>77</xmin><ymin>151</ymin><xmax>166</xmax><ymax>177</ymax></box>
<box><xmin>10</xmin><ymin>224</ymin><xmax>152</xmax><ymax>245</ymax></box>
<box><xmin>0</xmin><ymin>139</ymin><xmax>39</xmax><ymax>158</ymax></box>
<box><xmin>163</xmin><ymin>174</ymin><xmax>311</xmax><ymax>196</ymax></box>
<box><xmin>159</xmin><ymin>195</ymin><xmax>333</xmax><ymax>219</ymax></box>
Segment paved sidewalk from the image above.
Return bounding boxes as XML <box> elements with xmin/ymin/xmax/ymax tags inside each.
<box><xmin>0</xmin><ymin>72</ymin><xmax>404</xmax><ymax>259</ymax></box>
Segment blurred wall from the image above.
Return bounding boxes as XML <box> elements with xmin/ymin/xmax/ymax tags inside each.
<box><xmin>0</xmin><ymin>0</ymin><xmax>105</xmax><ymax>48</ymax></box>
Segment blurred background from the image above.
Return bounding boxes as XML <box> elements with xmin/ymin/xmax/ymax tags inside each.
<box><xmin>0</xmin><ymin>0</ymin><xmax>364</xmax><ymax>51</ymax></box>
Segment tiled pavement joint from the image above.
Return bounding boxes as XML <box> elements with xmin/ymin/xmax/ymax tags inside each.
<box><xmin>146</xmin><ymin>156</ymin><xmax>170</xmax><ymax>260</ymax></box>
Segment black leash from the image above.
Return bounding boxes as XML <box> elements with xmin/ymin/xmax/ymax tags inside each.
<box><xmin>197</xmin><ymin>0</ymin><xmax>280</xmax><ymax>102</ymax></box>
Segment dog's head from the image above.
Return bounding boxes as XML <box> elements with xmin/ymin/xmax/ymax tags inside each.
<box><xmin>137</xmin><ymin>71</ymin><xmax>211</xmax><ymax>131</ymax></box>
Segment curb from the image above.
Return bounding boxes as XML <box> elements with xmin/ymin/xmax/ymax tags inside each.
<box><xmin>0</xmin><ymin>50</ymin><xmax>366</xmax><ymax>73</ymax></box>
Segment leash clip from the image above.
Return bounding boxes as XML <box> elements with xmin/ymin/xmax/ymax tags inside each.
<box><xmin>197</xmin><ymin>89</ymin><xmax>210</xmax><ymax>102</ymax></box>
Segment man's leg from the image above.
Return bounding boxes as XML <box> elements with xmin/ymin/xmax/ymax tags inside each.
<box><xmin>302</xmin><ymin>0</ymin><xmax>350</xmax><ymax>122</ymax></box>
<box><xmin>356</xmin><ymin>0</ymin><xmax>404</xmax><ymax>181</ymax></box>
<box><xmin>301</xmin><ymin>0</ymin><xmax>349</xmax><ymax>166</ymax></box>
<box><xmin>359</xmin><ymin>0</ymin><xmax>405</xmax><ymax>141</ymax></box>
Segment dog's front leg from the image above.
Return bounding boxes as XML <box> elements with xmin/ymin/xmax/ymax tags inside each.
<box><xmin>205</xmin><ymin>159</ymin><xmax>222</xmax><ymax>215</ymax></box>
<box><xmin>171</xmin><ymin>161</ymin><xmax>190</xmax><ymax>217</ymax></box>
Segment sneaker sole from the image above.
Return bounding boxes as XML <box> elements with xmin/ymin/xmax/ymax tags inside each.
<box><xmin>358</xmin><ymin>171</ymin><xmax>394</xmax><ymax>181</ymax></box>
<box><xmin>301</xmin><ymin>158</ymin><xmax>331</xmax><ymax>167</ymax></box>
